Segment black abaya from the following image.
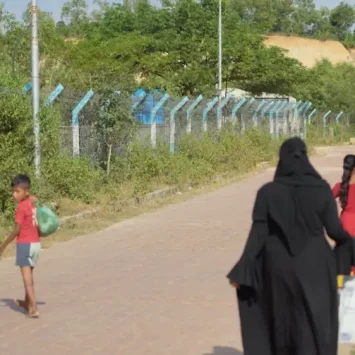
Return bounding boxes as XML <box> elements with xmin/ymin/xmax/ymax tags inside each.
<box><xmin>227</xmin><ymin>138</ymin><xmax>355</xmax><ymax>355</ymax></box>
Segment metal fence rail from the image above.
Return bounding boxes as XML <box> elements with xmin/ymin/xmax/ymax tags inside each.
<box><xmin>20</xmin><ymin>84</ymin><xmax>355</xmax><ymax>163</ymax></box>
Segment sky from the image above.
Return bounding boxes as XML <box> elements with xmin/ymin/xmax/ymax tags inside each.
<box><xmin>3</xmin><ymin>0</ymin><xmax>351</xmax><ymax>21</ymax></box>
<box><xmin>5</xmin><ymin>0</ymin><xmax>101</xmax><ymax>21</ymax></box>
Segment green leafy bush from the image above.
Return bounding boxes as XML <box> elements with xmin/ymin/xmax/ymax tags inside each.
<box><xmin>0</xmin><ymin>93</ymin><xmax>33</xmax><ymax>212</ymax></box>
<box><xmin>41</xmin><ymin>157</ymin><xmax>103</xmax><ymax>203</ymax></box>
<box><xmin>0</xmin><ymin>90</ymin><xmax>103</xmax><ymax>211</ymax></box>
<box><xmin>106</xmin><ymin>128</ymin><xmax>280</xmax><ymax>197</ymax></box>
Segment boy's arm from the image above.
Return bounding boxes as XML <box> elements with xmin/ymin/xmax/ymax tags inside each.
<box><xmin>30</xmin><ymin>195</ymin><xmax>38</xmax><ymax>204</ymax></box>
<box><xmin>0</xmin><ymin>224</ymin><xmax>20</xmax><ymax>256</ymax></box>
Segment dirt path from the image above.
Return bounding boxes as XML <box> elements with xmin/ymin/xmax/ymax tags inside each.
<box><xmin>0</xmin><ymin>146</ymin><xmax>352</xmax><ymax>355</ymax></box>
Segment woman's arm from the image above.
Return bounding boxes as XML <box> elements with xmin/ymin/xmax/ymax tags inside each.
<box><xmin>227</xmin><ymin>185</ymin><xmax>269</xmax><ymax>288</ymax></box>
<box><xmin>332</xmin><ymin>183</ymin><xmax>340</xmax><ymax>199</ymax></box>
<box><xmin>322</xmin><ymin>187</ymin><xmax>354</xmax><ymax>274</ymax></box>
<box><xmin>323</xmin><ymin>188</ymin><xmax>350</xmax><ymax>243</ymax></box>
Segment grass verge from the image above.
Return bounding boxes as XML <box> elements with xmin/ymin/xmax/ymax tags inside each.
<box><xmin>0</xmin><ymin>124</ymin><xmax>354</xmax><ymax>255</ymax></box>
<box><xmin>0</xmin><ymin>160</ymin><xmax>272</xmax><ymax>258</ymax></box>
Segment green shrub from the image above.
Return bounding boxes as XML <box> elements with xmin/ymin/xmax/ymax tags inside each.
<box><xmin>40</xmin><ymin>106</ymin><xmax>62</xmax><ymax>160</ymax></box>
<box><xmin>106</xmin><ymin>128</ymin><xmax>281</xmax><ymax>196</ymax></box>
<box><xmin>306</xmin><ymin>122</ymin><xmax>355</xmax><ymax>146</ymax></box>
<box><xmin>37</xmin><ymin>104</ymin><xmax>103</xmax><ymax>203</ymax></box>
<box><xmin>42</xmin><ymin>157</ymin><xmax>103</xmax><ymax>203</ymax></box>
<box><xmin>0</xmin><ymin>83</ymin><xmax>351</xmax><ymax>224</ymax></box>
<box><xmin>0</xmin><ymin>93</ymin><xmax>33</xmax><ymax>212</ymax></box>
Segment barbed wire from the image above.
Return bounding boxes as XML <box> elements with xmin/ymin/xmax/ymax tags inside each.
<box><xmin>1</xmin><ymin>87</ymin><xmax>353</xmax><ymax>162</ymax></box>
<box><xmin>54</xmin><ymin>91</ymin><xmax>354</xmax><ymax>159</ymax></box>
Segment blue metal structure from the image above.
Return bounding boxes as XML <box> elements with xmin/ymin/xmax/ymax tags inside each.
<box><xmin>151</xmin><ymin>93</ymin><xmax>169</xmax><ymax>149</ymax></box>
<box><xmin>72</xmin><ymin>89</ymin><xmax>94</xmax><ymax>156</ymax></box>
<box><xmin>216</xmin><ymin>93</ymin><xmax>233</xmax><ymax>129</ymax></box>
<box><xmin>231</xmin><ymin>97</ymin><xmax>247</xmax><ymax>121</ymax></box>
<box><xmin>45</xmin><ymin>84</ymin><xmax>64</xmax><ymax>107</ymax></box>
<box><xmin>253</xmin><ymin>100</ymin><xmax>266</xmax><ymax>125</ymax></box>
<box><xmin>132</xmin><ymin>89</ymin><xmax>165</xmax><ymax>125</ymax></box>
<box><xmin>202</xmin><ymin>97</ymin><xmax>219</xmax><ymax>132</ymax></box>
<box><xmin>186</xmin><ymin>95</ymin><xmax>203</xmax><ymax>133</ymax></box>
<box><xmin>22</xmin><ymin>82</ymin><xmax>32</xmax><ymax>94</ymax></box>
<box><xmin>335</xmin><ymin>111</ymin><xmax>343</xmax><ymax>123</ymax></box>
<box><xmin>169</xmin><ymin>96</ymin><xmax>189</xmax><ymax>153</ymax></box>
<box><xmin>308</xmin><ymin>109</ymin><xmax>317</xmax><ymax>123</ymax></box>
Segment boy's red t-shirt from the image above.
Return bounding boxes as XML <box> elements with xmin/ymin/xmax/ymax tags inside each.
<box><xmin>15</xmin><ymin>198</ymin><xmax>40</xmax><ymax>244</ymax></box>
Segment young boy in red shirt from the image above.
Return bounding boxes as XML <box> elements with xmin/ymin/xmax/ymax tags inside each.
<box><xmin>0</xmin><ymin>174</ymin><xmax>40</xmax><ymax>318</ymax></box>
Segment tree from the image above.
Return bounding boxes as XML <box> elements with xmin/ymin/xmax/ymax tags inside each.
<box><xmin>0</xmin><ymin>0</ymin><xmax>354</xmax><ymax>113</ymax></box>
<box><xmin>61</xmin><ymin>0</ymin><xmax>89</xmax><ymax>35</ymax></box>
<box><xmin>330</xmin><ymin>2</ymin><xmax>355</xmax><ymax>40</ymax></box>
<box><xmin>97</xmin><ymin>3</ymin><xmax>135</xmax><ymax>37</ymax></box>
<box><xmin>96</xmin><ymin>92</ymin><xmax>137</xmax><ymax>176</ymax></box>
<box><xmin>0</xmin><ymin>2</ymin><xmax>18</xmax><ymax>34</ymax></box>
<box><xmin>23</xmin><ymin>3</ymin><xmax>62</xmax><ymax>54</ymax></box>
<box><xmin>290</xmin><ymin>0</ymin><xmax>319</xmax><ymax>36</ymax></box>
<box><xmin>91</xmin><ymin>0</ymin><xmax>110</xmax><ymax>21</ymax></box>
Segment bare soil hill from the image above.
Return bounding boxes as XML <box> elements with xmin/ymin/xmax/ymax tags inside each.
<box><xmin>264</xmin><ymin>35</ymin><xmax>353</xmax><ymax>68</ymax></box>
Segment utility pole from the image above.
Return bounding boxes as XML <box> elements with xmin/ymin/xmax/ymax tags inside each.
<box><xmin>31</xmin><ymin>0</ymin><xmax>41</xmax><ymax>177</ymax></box>
<box><xmin>217</xmin><ymin>0</ymin><xmax>222</xmax><ymax>95</ymax></box>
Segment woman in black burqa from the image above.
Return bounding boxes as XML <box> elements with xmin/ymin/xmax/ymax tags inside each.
<box><xmin>227</xmin><ymin>137</ymin><xmax>355</xmax><ymax>355</ymax></box>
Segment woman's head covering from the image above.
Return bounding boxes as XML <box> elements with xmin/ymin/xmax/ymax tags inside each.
<box><xmin>274</xmin><ymin>137</ymin><xmax>324</xmax><ymax>184</ymax></box>
<box><xmin>270</xmin><ymin>137</ymin><xmax>328</xmax><ymax>255</ymax></box>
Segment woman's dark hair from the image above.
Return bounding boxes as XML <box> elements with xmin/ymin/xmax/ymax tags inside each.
<box><xmin>339</xmin><ymin>154</ymin><xmax>355</xmax><ymax>209</ymax></box>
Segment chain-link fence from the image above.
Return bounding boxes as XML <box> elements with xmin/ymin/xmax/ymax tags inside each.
<box><xmin>42</xmin><ymin>88</ymin><xmax>355</xmax><ymax>163</ymax></box>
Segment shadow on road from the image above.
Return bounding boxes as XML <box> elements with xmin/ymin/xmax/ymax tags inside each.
<box><xmin>0</xmin><ymin>298</ymin><xmax>46</xmax><ymax>314</ymax></box>
<box><xmin>203</xmin><ymin>346</ymin><xmax>243</xmax><ymax>355</ymax></box>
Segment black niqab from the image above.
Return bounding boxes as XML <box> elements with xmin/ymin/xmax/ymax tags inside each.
<box><xmin>274</xmin><ymin>137</ymin><xmax>324</xmax><ymax>183</ymax></box>
<box><xmin>271</xmin><ymin>137</ymin><xmax>328</xmax><ymax>255</ymax></box>
<box><xmin>227</xmin><ymin>137</ymin><xmax>354</xmax><ymax>355</ymax></box>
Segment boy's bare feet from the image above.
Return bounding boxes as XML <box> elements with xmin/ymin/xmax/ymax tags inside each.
<box><xmin>14</xmin><ymin>299</ymin><xmax>28</xmax><ymax>311</ymax></box>
<box><xmin>27</xmin><ymin>308</ymin><xmax>40</xmax><ymax>319</ymax></box>
<box><xmin>15</xmin><ymin>299</ymin><xmax>40</xmax><ymax>318</ymax></box>
<box><xmin>20</xmin><ymin>267</ymin><xmax>38</xmax><ymax>319</ymax></box>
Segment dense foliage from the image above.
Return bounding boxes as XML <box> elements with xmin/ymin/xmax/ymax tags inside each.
<box><xmin>0</xmin><ymin>0</ymin><xmax>354</xmax><ymax>112</ymax></box>
<box><xmin>0</xmin><ymin>0</ymin><xmax>353</xmax><ymax>219</ymax></box>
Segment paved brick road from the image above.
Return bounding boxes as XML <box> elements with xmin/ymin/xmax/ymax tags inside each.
<box><xmin>0</xmin><ymin>146</ymin><xmax>353</xmax><ymax>355</ymax></box>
